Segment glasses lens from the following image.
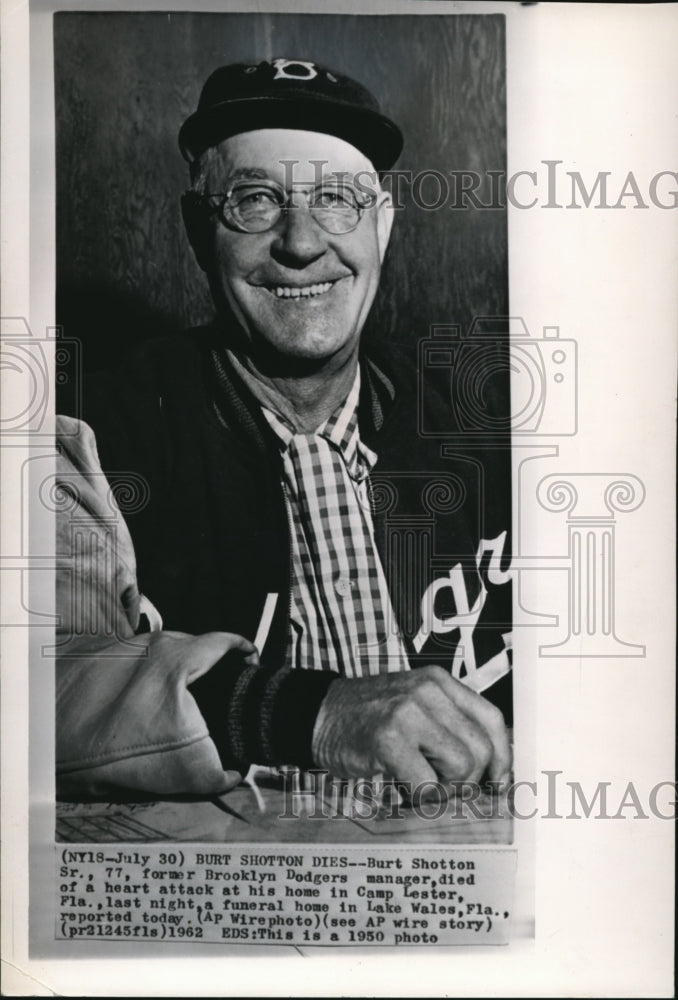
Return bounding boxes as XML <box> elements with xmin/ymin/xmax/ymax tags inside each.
<box><xmin>226</xmin><ymin>184</ymin><xmax>284</xmax><ymax>232</ymax></box>
<box><xmin>310</xmin><ymin>184</ymin><xmax>363</xmax><ymax>234</ymax></box>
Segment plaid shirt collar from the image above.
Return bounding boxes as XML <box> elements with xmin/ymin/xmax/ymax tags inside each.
<box><xmin>262</xmin><ymin>369</ymin><xmax>378</xmax><ymax>481</ymax></box>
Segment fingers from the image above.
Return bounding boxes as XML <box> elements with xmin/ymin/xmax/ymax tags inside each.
<box><xmin>374</xmin><ymin>700</ymin><xmax>473</xmax><ymax>787</ymax></box>
<box><xmin>385</xmin><ymin>745</ymin><xmax>440</xmax><ymax>790</ymax></box>
<box><xmin>224</xmin><ymin>632</ymin><xmax>259</xmax><ymax>657</ymax></box>
<box><xmin>420</xmin><ymin>712</ymin><xmax>493</xmax><ymax>784</ymax></box>
<box><xmin>421</xmin><ymin>667</ymin><xmax>512</xmax><ymax>784</ymax></box>
<box><xmin>179</xmin><ymin>631</ymin><xmax>260</xmax><ymax>683</ymax></box>
<box><xmin>390</xmin><ymin>666</ymin><xmax>509</xmax><ymax>784</ymax></box>
<box><xmin>311</xmin><ymin>667</ymin><xmax>510</xmax><ymax>791</ymax></box>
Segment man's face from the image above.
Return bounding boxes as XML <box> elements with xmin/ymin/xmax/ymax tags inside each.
<box><xmin>195</xmin><ymin>129</ymin><xmax>393</xmax><ymax>366</ymax></box>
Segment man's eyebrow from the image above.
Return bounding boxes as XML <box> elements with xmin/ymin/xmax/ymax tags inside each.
<box><xmin>224</xmin><ymin>167</ymin><xmax>368</xmax><ymax>185</ymax></box>
<box><xmin>225</xmin><ymin>167</ymin><xmax>271</xmax><ymax>182</ymax></box>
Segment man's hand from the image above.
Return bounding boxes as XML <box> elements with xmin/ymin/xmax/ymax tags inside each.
<box><xmin>311</xmin><ymin>666</ymin><xmax>510</xmax><ymax>788</ymax></box>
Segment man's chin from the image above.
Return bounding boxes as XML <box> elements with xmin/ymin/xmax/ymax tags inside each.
<box><xmin>247</xmin><ymin>326</ymin><xmax>358</xmax><ymax>374</ymax></box>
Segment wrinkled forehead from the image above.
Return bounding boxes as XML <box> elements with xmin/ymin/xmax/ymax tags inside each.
<box><xmin>200</xmin><ymin>128</ymin><xmax>378</xmax><ymax>186</ymax></box>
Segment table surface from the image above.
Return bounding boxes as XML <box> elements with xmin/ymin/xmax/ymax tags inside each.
<box><xmin>56</xmin><ymin>769</ymin><xmax>513</xmax><ymax>845</ymax></box>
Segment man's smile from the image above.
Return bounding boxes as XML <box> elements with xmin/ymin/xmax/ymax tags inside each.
<box><xmin>256</xmin><ymin>276</ymin><xmax>349</xmax><ymax>300</ymax></box>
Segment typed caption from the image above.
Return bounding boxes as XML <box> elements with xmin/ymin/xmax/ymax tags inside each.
<box><xmin>56</xmin><ymin>845</ymin><xmax>516</xmax><ymax>947</ymax></box>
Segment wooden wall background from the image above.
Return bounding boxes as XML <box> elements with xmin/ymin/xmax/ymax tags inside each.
<box><xmin>54</xmin><ymin>11</ymin><xmax>508</xmax><ymax>375</ymax></box>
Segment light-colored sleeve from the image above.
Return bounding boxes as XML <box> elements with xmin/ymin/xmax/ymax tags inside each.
<box><xmin>55</xmin><ymin>415</ymin><xmax>242</xmax><ymax>798</ymax></box>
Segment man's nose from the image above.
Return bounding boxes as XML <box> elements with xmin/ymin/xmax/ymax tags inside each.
<box><xmin>270</xmin><ymin>203</ymin><xmax>328</xmax><ymax>268</ymax></box>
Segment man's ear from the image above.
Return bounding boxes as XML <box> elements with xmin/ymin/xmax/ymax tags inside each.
<box><xmin>375</xmin><ymin>190</ymin><xmax>395</xmax><ymax>264</ymax></box>
<box><xmin>181</xmin><ymin>192</ymin><xmax>212</xmax><ymax>273</ymax></box>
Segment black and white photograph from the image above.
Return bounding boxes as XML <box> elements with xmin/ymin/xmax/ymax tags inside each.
<box><xmin>1</xmin><ymin>1</ymin><xmax>675</xmax><ymax>995</ymax></box>
<box><xmin>52</xmin><ymin>9</ymin><xmax>514</xmax><ymax>849</ymax></box>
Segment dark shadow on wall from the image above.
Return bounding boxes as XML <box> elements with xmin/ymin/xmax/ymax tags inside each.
<box><xmin>55</xmin><ymin>283</ymin><xmax>187</xmax><ymax>412</ymax></box>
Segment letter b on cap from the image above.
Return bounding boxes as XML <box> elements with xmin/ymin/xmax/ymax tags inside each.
<box><xmin>272</xmin><ymin>58</ymin><xmax>318</xmax><ymax>81</ymax></box>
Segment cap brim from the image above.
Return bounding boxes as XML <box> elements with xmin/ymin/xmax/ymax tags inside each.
<box><xmin>178</xmin><ymin>95</ymin><xmax>403</xmax><ymax>171</ymax></box>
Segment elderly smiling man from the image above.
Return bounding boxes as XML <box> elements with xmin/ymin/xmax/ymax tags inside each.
<box><xmin>56</xmin><ymin>59</ymin><xmax>511</xmax><ymax>798</ymax></box>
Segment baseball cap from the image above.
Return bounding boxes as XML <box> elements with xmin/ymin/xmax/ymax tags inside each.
<box><xmin>178</xmin><ymin>58</ymin><xmax>403</xmax><ymax>171</ymax></box>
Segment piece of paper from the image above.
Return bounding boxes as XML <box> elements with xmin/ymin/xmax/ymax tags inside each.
<box><xmin>1</xmin><ymin>2</ymin><xmax>675</xmax><ymax>996</ymax></box>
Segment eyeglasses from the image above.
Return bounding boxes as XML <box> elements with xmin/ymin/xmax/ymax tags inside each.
<box><xmin>193</xmin><ymin>180</ymin><xmax>377</xmax><ymax>235</ymax></box>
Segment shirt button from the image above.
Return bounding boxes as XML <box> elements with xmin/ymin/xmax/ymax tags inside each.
<box><xmin>335</xmin><ymin>577</ymin><xmax>353</xmax><ymax>597</ymax></box>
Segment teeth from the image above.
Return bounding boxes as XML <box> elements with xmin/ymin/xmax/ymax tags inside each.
<box><xmin>268</xmin><ymin>281</ymin><xmax>334</xmax><ymax>299</ymax></box>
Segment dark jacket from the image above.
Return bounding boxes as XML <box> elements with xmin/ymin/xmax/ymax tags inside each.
<box><xmin>56</xmin><ymin>327</ymin><xmax>512</xmax><ymax>795</ymax></box>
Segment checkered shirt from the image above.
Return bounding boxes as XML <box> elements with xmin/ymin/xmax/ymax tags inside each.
<box><xmin>261</xmin><ymin>371</ymin><xmax>410</xmax><ymax>678</ymax></box>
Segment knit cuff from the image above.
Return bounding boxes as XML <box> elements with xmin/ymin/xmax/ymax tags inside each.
<box><xmin>268</xmin><ymin>669</ymin><xmax>340</xmax><ymax>770</ymax></box>
<box><xmin>188</xmin><ymin>654</ymin><xmax>339</xmax><ymax>773</ymax></box>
